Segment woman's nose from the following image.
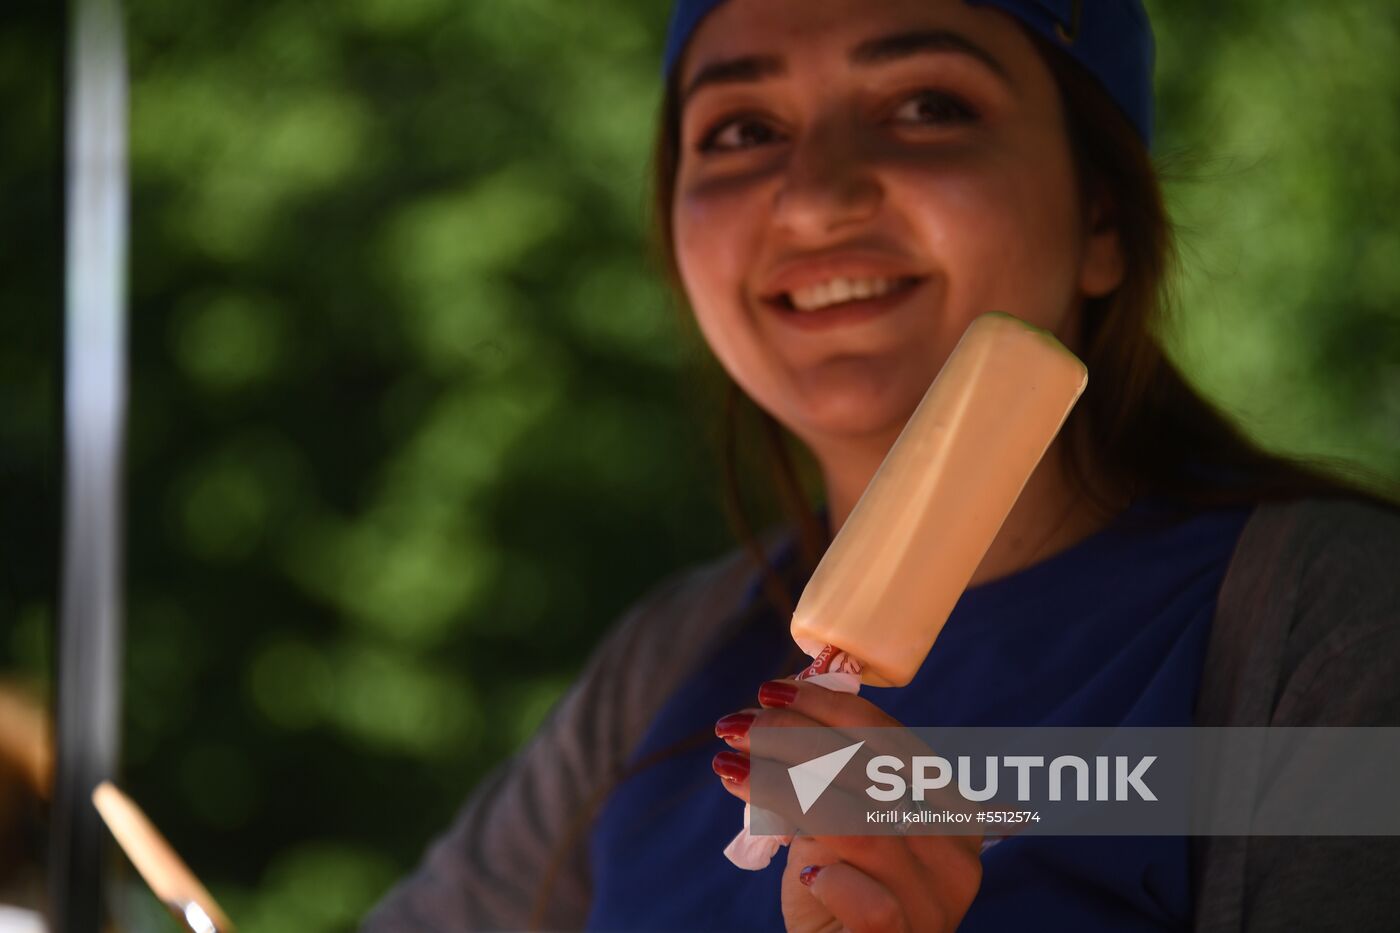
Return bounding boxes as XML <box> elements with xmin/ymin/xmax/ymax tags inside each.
<box><xmin>771</xmin><ymin>124</ymin><xmax>883</xmax><ymax>239</ymax></box>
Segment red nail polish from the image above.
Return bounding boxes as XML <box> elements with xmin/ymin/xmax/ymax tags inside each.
<box><xmin>758</xmin><ymin>680</ymin><xmax>799</xmax><ymax>708</ymax></box>
<box><xmin>799</xmin><ymin>864</ymin><xmax>823</xmax><ymax>886</ymax></box>
<box><xmin>715</xmin><ymin>711</ymin><xmax>756</xmax><ymax>740</ymax></box>
<box><xmin>712</xmin><ymin>751</ymin><xmax>750</xmax><ymax>783</ymax></box>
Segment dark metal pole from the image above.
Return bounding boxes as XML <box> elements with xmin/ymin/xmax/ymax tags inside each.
<box><xmin>50</xmin><ymin>0</ymin><xmax>128</xmax><ymax>927</ymax></box>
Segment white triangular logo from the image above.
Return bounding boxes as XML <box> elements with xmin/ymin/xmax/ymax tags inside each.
<box><xmin>788</xmin><ymin>741</ymin><xmax>864</xmax><ymax>814</ymax></box>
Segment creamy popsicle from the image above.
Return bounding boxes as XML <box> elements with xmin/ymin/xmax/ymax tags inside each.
<box><xmin>790</xmin><ymin>310</ymin><xmax>1088</xmax><ymax>686</ymax></box>
<box><xmin>724</xmin><ymin>311</ymin><xmax>1087</xmax><ymax>870</ymax></box>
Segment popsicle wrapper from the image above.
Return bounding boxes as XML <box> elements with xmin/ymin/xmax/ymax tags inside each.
<box><xmin>723</xmin><ymin>644</ymin><xmax>863</xmax><ymax>870</ymax></box>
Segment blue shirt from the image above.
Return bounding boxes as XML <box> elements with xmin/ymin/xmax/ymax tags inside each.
<box><xmin>586</xmin><ymin>498</ymin><xmax>1254</xmax><ymax>931</ymax></box>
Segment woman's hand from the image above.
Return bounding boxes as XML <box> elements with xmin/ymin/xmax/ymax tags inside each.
<box><xmin>713</xmin><ymin>679</ymin><xmax>983</xmax><ymax>933</ymax></box>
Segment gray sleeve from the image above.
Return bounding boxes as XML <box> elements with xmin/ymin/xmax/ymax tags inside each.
<box><xmin>1240</xmin><ymin>498</ymin><xmax>1400</xmax><ymax>933</ymax></box>
<box><xmin>359</xmin><ymin>547</ymin><xmax>758</xmax><ymax>932</ymax></box>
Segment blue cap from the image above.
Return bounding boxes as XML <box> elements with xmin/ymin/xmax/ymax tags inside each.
<box><xmin>661</xmin><ymin>0</ymin><xmax>1155</xmax><ymax>146</ymax></box>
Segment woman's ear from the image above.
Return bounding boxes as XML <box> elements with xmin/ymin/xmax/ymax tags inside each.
<box><xmin>1078</xmin><ymin>188</ymin><xmax>1125</xmax><ymax>297</ymax></box>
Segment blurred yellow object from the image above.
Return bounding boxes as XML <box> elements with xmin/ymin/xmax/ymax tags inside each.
<box><xmin>91</xmin><ymin>782</ymin><xmax>234</xmax><ymax>932</ymax></box>
<box><xmin>0</xmin><ymin>684</ymin><xmax>51</xmax><ymax>799</ymax></box>
<box><xmin>0</xmin><ymin>680</ymin><xmax>48</xmax><ymax>912</ymax></box>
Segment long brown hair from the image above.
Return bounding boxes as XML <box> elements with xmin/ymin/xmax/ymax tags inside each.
<box><xmin>528</xmin><ymin>29</ymin><xmax>1399</xmax><ymax>928</ymax></box>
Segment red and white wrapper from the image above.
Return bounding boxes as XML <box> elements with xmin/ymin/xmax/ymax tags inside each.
<box><xmin>723</xmin><ymin>644</ymin><xmax>863</xmax><ymax>870</ymax></box>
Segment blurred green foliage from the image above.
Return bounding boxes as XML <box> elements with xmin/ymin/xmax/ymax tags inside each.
<box><xmin>1153</xmin><ymin>3</ymin><xmax>1400</xmax><ymax>469</ymax></box>
<box><xmin>1</xmin><ymin>0</ymin><xmax>1397</xmax><ymax>929</ymax></box>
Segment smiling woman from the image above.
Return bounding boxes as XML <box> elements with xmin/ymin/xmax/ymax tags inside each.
<box><xmin>360</xmin><ymin>1</ymin><xmax>1400</xmax><ymax>931</ymax></box>
<box><xmin>669</xmin><ymin>0</ymin><xmax>1127</xmax><ymax>553</ymax></box>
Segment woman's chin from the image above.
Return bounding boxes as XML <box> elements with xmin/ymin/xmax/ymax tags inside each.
<box><xmin>783</xmin><ymin>381</ymin><xmax>929</xmax><ymax>445</ymax></box>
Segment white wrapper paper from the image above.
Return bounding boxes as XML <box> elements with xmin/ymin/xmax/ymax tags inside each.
<box><xmin>723</xmin><ymin>645</ymin><xmax>863</xmax><ymax>870</ymax></box>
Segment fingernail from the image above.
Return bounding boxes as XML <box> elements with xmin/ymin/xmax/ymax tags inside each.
<box><xmin>758</xmin><ymin>680</ymin><xmax>799</xmax><ymax>708</ymax></box>
<box><xmin>799</xmin><ymin>864</ymin><xmax>823</xmax><ymax>887</ymax></box>
<box><xmin>714</xmin><ymin>711</ymin><xmax>756</xmax><ymax>740</ymax></box>
<box><xmin>712</xmin><ymin>750</ymin><xmax>750</xmax><ymax>783</ymax></box>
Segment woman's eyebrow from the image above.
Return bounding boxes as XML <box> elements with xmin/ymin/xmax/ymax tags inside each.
<box><xmin>851</xmin><ymin>29</ymin><xmax>1009</xmax><ymax>81</ymax></box>
<box><xmin>682</xmin><ymin>29</ymin><xmax>1009</xmax><ymax>107</ymax></box>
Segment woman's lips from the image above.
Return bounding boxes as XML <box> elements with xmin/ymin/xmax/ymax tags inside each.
<box><xmin>761</xmin><ymin>277</ymin><xmax>925</xmax><ymax>331</ymax></box>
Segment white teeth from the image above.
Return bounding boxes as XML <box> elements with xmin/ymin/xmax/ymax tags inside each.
<box><xmin>789</xmin><ymin>276</ymin><xmax>904</xmax><ymax>312</ymax></box>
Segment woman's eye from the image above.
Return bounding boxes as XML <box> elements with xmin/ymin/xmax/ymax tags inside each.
<box><xmin>890</xmin><ymin>90</ymin><xmax>978</xmax><ymax>127</ymax></box>
<box><xmin>694</xmin><ymin>92</ymin><xmax>973</xmax><ymax>154</ymax></box>
<box><xmin>698</xmin><ymin>117</ymin><xmax>781</xmax><ymax>154</ymax></box>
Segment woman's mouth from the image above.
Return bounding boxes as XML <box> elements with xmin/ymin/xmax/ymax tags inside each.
<box><xmin>762</xmin><ymin>275</ymin><xmax>925</xmax><ymax>329</ymax></box>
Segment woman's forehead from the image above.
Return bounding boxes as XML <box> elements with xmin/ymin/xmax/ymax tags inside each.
<box><xmin>669</xmin><ymin>0</ymin><xmax>1157</xmax><ymax>146</ymax></box>
<box><xmin>677</xmin><ymin>0</ymin><xmax>1025</xmax><ymax>89</ymax></box>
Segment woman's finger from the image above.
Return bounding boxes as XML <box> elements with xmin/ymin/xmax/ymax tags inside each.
<box><xmin>715</xmin><ymin>709</ymin><xmax>871</xmax><ymax>796</ymax></box>
<box><xmin>719</xmin><ymin>693</ymin><xmax>933</xmax><ymax>770</ymax></box>
<box><xmin>713</xmin><ymin>750</ymin><xmax>751</xmax><ymax>803</ymax></box>
<box><xmin>782</xmin><ymin>834</ymin><xmax>842</xmax><ymax>933</ymax></box>
<box><xmin>757</xmin><ymin>680</ymin><xmax>939</xmax><ymax>765</ymax></box>
<box><xmin>797</xmin><ymin>857</ymin><xmax>914</xmax><ymax>933</ymax></box>
<box><xmin>757</xmin><ymin>679</ymin><xmax>905</xmax><ymax>731</ymax></box>
<box><xmin>713</xmin><ymin>747</ymin><xmax>961</xmax><ymax>836</ymax></box>
<box><xmin>712</xmin><ymin>751</ymin><xmax>903</xmax><ymax>838</ymax></box>
<box><xmin>789</xmin><ymin>833</ymin><xmax>974</xmax><ymax>933</ymax></box>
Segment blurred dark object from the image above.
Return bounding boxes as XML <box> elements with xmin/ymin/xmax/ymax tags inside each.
<box><xmin>50</xmin><ymin>0</ymin><xmax>129</xmax><ymax>927</ymax></box>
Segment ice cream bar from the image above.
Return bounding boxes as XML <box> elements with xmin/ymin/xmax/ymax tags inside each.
<box><xmin>789</xmin><ymin>311</ymin><xmax>1088</xmax><ymax>687</ymax></box>
<box><xmin>723</xmin><ymin>312</ymin><xmax>1085</xmax><ymax>871</ymax></box>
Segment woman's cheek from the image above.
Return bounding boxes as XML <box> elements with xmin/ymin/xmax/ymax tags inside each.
<box><xmin>901</xmin><ymin>169</ymin><xmax>1078</xmax><ymax>331</ymax></box>
<box><xmin>674</xmin><ymin>231</ymin><xmax>773</xmax><ymax>400</ymax></box>
<box><xmin>676</xmin><ymin>195</ymin><xmax>764</xmax><ymax>328</ymax></box>
<box><xmin>983</xmin><ymin>202</ymin><xmax>1083</xmax><ymax>333</ymax></box>
<box><xmin>676</xmin><ymin>185</ymin><xmax>742</xmax><ymax>278</ymax></box>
